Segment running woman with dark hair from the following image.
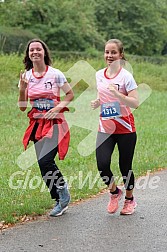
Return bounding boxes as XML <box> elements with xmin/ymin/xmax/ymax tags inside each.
<box><xmin>18</xmin><ymin>39</ymin><xmax>74</xmax><ymax>217</ymax></box>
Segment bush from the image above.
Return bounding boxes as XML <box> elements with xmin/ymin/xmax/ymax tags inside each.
<box><xmin>0</xmin><ymin>26</ymin><xmax>38</xmax><ymax>54</ymax></box>
<box><xmin>51</xmin><ymin>49</ymin><xmax>102</xmax><ymax>60</ymax></box>
<box><xmin>128</xmin><ymin>54</ymin><xmax>167</xmax><ymax>65</ymax></box>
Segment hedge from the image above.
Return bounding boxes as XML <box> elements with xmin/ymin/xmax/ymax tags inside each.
<box><xmin>0</xmin><ymin>26</ymin><xmax>38</xmax><ymax>54</ymax></box>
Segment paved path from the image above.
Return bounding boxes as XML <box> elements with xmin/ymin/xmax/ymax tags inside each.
<box><xmin>1</xmin><ymin>169</ymin><xmax>167</xmax><ymax>252</ymax></box>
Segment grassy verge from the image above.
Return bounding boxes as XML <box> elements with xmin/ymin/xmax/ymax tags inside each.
<box><xmin>0</xmin><ymin>55</ymin><xmax>166</xmax><ymax>225</ymax></box>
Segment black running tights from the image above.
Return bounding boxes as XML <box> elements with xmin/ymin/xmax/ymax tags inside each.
<box><xmin>96</xmin><ymin>132</ymin><xmax>137</xmax><ymax>190</ymax></box>
<box><xmin>34</xmin><ymin>124</ymin><xmax>65</xmax><ymax>200</ymax></box>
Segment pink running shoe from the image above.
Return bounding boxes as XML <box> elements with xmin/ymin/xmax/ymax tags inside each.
<box><xmin>120</xmin><ymin>199</ymin><xmax>137</xmax><ymax>215</ymax></box>
<box><xmin>107</xmin><ymin>189</ymin><xmax>123</xmax><ymax>214</ymax></box>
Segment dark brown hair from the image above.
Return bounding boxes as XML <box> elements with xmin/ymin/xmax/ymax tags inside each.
<box><xmin>23</xmin><ymin>38</ymin><xmax>52</xmax><ymax>70</ymax></box>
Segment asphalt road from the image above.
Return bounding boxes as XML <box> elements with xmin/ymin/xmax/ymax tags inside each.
<box><xmin>0</xmin><ymin>169</ymin><xmax>167</xmax><ymax>252</ymax></box>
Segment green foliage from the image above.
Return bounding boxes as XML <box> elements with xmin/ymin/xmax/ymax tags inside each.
<box><xmin>0</xmin><ymin>0</ymin><xmax>167</xmax><ymax>55</ymax></box>
<box><xmin>95</xmin><ymin>0</ymin><xmax>167</xmax><ymax>55</ymax></box>
<box><xmin>0</xmin><ymin>0</ymin><xmax>104</xmax><ymax>52</ymax></box>
<box><xmin>0</xmin><ymin>26</ymin><xmax>38</xmax><ymax>54</ymax></box>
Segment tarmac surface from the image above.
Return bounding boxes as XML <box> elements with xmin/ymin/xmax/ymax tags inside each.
<box><xmin>0</xmin><ymin>169</ymin><xmax>167</xmax><ymax>252</ymax></box>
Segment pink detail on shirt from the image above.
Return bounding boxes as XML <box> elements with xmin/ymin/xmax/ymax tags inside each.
<box><xmin>25</xmin><ymin>66</ymin><xmax>67</xmax><ymax>105</ymax></box>
<box><xmin>96</xmin><ymin>67</ymin><xmax>137</xmax><ymax>134</ymax></box>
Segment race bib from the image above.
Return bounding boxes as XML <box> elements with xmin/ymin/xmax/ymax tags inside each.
<box><xmin>101</xmin><ymin>101</ymin><xmax>121</xmax><ymax>120</ymax></box>
<box><xmin>33</xmin><ymin>98</ymin><xmax>54</xmax><ymax>111</ymax></box>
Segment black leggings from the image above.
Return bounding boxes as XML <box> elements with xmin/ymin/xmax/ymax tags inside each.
<box><xmin>33</xmin><ymin>124</ymin><xmax>65</xmax><ymax>200</ymax></box>
<box><xmin>96</xmin><ymin>132</ymin><xmax>137</xmax><ymax>191</ymax></box>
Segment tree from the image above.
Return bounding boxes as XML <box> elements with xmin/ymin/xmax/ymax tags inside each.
<box><xmin>0</xmin><ymin>0</ymin><xmax>167</xmax><ymax>55</ymax></box>
<box><xmin>95</xmin><ymin>0</ymin><xmax>167</xmax><ymax>55</ymax></box>
<box><xmin>0</xmin><ymin>0</ymin><xmax>104</xmax><ymax>51</ymax></box>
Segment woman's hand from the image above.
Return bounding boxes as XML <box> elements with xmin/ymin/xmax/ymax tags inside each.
<box><xmin>19</xmin><ymin>70</ymin><xmax>28</xmax><ymax>91</ymax></box>
<box><xmin>108</xmin><ymin>84</ymin><xmax>119</xmax><ymax>96</ymax></box>
<box><xmin>18</xmin><ymin>70</ymin><xmax>28</xmax><ymax>111</ymax></box>
<box><xmin>91</xmin><ymin>98</ymin><xmax>100</xmax><ymax>110</ymax></box>
<box><xmin>44</xmin><ymin>107</ymin><xmax>61</xmax><ymax>120</ymax></box>
<box><xmin>108</xmin><ymin>83</ymin><xmax>139</xmax><ymax>108</ymax></box>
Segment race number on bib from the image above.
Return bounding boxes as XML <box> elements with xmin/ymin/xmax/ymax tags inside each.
<box><xmin>101</xmin><ymin>102</ymin><xmax>121</xmax><ymax>120</ymax></box>
<box><xmin>33</xmin><ymin>98</ymin><xmax>54</xmax><ymax>111</ymax></box>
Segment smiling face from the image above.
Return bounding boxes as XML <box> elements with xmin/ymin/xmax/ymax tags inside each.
<box><xmin>104</xmin><ymin>42</ymin><xmax>123</xmax><ymax>66</ymax></box>
<box><xmin>28</xmin><ymin>42</ymin><xmax>45</xmax><ymax>64</ymax></box>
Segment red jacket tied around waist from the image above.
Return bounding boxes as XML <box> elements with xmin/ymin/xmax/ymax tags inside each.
<box><xmin>23</xmin><ymin>107</ymin><xmax>70</xmax><ymax>160</ymax></box>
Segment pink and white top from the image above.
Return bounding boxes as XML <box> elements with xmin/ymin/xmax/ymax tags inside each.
<box><xmin>96</xmin><ymin>67</ymin><xmax>137</xmax><ymax>134</ymax></box>
<box><xmin>24</xmin><ymin>65</ymin><xmax>67</xmax><ymax>105</ymax></box>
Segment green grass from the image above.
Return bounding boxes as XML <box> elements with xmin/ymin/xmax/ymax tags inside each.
<box><xmin>0</xmin><ymin>54</ymin><xmax>166</xmax><ymax>224</ymax></box>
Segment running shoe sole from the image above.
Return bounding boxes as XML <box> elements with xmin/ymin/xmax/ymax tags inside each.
<box><xmin>50</xmin><ymin>206</ymin><xmax>68</xmax><ymax>217</ymax></box>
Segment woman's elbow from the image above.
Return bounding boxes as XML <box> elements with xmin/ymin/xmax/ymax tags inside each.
<box><xmin>71</xmin><ymin>92</ymin><xmax>74</xmax><ymax>101</ymax></box>
<box><xmin>134</xmin><ymin>100</ymin><xmax>140</xmax><ymax>109</ymax></box>
<box><xmin>68</xmin><ymin>90</ymin><xmax>74</xmax><ymax>101</ymax></box>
